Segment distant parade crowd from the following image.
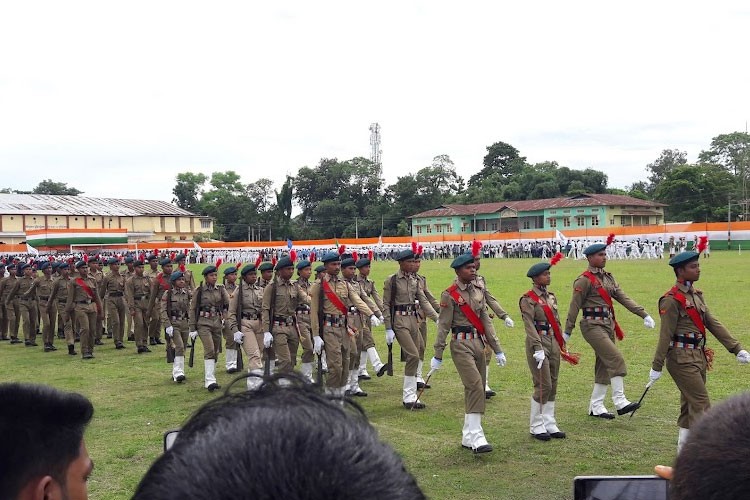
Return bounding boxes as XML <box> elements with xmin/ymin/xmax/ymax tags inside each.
<box><xmin>0</xmin><ymin>232</ymin><xmax>733</xmax><ymax>455</ymax></box>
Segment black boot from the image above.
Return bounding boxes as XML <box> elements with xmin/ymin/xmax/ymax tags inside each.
<box><xmin>68</xmin><ymin>344</ymin><xmax>77</xmax><ymax>356</ymax></box>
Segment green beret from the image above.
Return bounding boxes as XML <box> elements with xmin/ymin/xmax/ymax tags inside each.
<box><xmin>340</xmin><ymin>257</ymin><xmax>356</xmax><ymax>267</ymax></box>
<box><xmin>202</xmin><ymin>265</ymin><xmax>218</xmax><ymax>276</ymax></box>
<box><xmin>147</xmin><ymin>254</ymin><xmax>158</xmax><ymax>261</ymax></box>
<box><xmin>275</xmin><ymin>257</ymin><xmax>294</xmax><ymax>270</ymax></box>
<box><xmin>669</xmin><ymin>251</ymin><xmax>699</xmax><ymax>268</ymax></box>
<box><xmin>5</xmin><ymin>263</ymin><xmax>15</xmax><ymax>270</ymax></box>
<box><xmin>258</xmin><ymin>262</ymin><xmax>274</xmax><ymax>272</ymax></box>
<box><xmin>50</xmin><ymin>261</ymin><xmax>60</xmax><ymax>269</ymax></box>
<box><xmin>223</xmin><ymin>266</ymin><xmax>237</xmax><ymax>276</ymax></box>
<box><xmin>75</xmin><ymin>261</ymin><xmax>88</xmax><ymax>269</ymax></box>
<box><xmin>240</xmin><ymin>264</ymin><xmax>257</xmax><ymax>276</ymax></box>
<box><xmin>39</xmin><ymin>262</ymin><xmax>50</xmax><ymax>270</ymax></box>
<box><xmin>107</xmin><ymin>257</ymin><xmax>119</xmax><ymax>266</ymax></box>
<box><xmin>395</xmin><ymin>250</ymin><xmax>415</xmax><ymax>262</ymax></box>
<box><xmin>296</xmin><ymin>260</ymin><xmax>311</xmax><ymax>270</ymax></box>
<box><xmin>355</xmin><ymin>258</ymin><xmax>371</xmax><ymax>269</ymax></box>
<box><xmin>583</xmin><ymin>243</ymin><xmax>607</xmax><ymax>256</ymax></box>
<box><xmin>87</xmin><ymin>257</ymin><xmax>100</xmax><ymax>265</ymax></box>
<box><xmin>450</xmin><ymin>253</ymin><xmax>474</xmax><ymax>269</ymax></box>
<box><xmin>527</xmin><ymin>262</ymin><xmax>551</xmax><ymax>278</ymax></box>
<box><xmin>133</xmin><ymin>260</ymin><xmax>144</xmax><ymax>267</ymax></box>
<box><xmin>160</xmin><ymin>258</ymin><xmax>173</xmax><ymax>267</ymax></box>
<box><xmin>124</xmin><ymin>256</ymin><xmax>134</xmax><ymax>264</ymax></box>
<box><xmin>58</xmin><ymin>262</ymin><xmax>69</xmax><ymax>270</ymax></box>
<box><xmin>315</xmin><ymin>264</ymin><xmax>325</xmax><ymax>273</ymax></box>
<box><xmin>320</xmin><ymin>252</ymin><xmax>340</xmax><ymax>263</ymax></box>
<box><xmin>174</xmin><ymin>253</ymin><xmax>186</xmax><ymax>262</ymax></box>
<box><xmin>170</xmin><ymin>271</ymin><xmax>184</xmax><ymax>282</ymax></box>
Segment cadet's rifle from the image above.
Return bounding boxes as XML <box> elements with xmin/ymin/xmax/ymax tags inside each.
<box><xmin>235</xmin><ymin>283</ymin><xmax>244</xmax><ymax>372</ymax></box>
<box><xmin>264</xmin><ymin>279</ymin><xmax>278</xmax><ymax>377</ymax></box>
<box><xmin>165</xmin><ymin>288</ymin><xmax>175</xmax><ymax>364</ymax></box>
<box><xmin>317</xmin><ymin>281</ymin><xmax>326</xmax><ymax>386</ymax></box>
<box><xmin>189</xmin><ymin>285</ymin><xmax>203</xmax><ymax>368</ymax></box>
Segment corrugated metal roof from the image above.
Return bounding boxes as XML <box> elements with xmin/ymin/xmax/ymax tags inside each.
<box><xmin>410</xmin><ymin>194</ymin><xmax>666</xmax><ymax>218</ymax></box>
<box><xmin>0</xmin><ymin>194</ymin><xmax>200</xmax><ymax>217</ymax></box>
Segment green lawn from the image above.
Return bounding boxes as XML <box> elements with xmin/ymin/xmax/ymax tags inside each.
<box><xmin>1</xmin><ymin>254</ymin><xmax>748</xmax><ymax>499</ymax></box>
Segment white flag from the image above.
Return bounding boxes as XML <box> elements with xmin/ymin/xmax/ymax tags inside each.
<box><xmin>555</xmin><ymin>230</ymin><xmax>567</xmax><ymax>244</ymax></box>
<box><xmin>193</xmin><ymin>241</ymin><xmax>202</xmax><ymax>250</ymax></box>
<box><xmin>26</xmin><ymin>244</ymin><xmax>39</xmax><ymax>256</ymax></box>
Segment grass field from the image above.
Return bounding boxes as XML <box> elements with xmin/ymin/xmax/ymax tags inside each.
<box><xmin>1</xmin><ymin>253</ymin><xmax>748</xmax><ymax>499</ymax></box>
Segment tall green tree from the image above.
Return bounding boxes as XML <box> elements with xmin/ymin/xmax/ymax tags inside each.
<box><xmin>468</xmin><ymin>141</ymin><xmax>526</xmax><ymax>188</ymax></box>
<box><xmin>32</xmin><ymin>179</ymin><xmax>83</xmax><ymax>196</ymax></box>
<box><xmin>646</xmin><ymin>149</ymin><xmax>687</xmax><ymax>193</ymax></box>
<box><xmin>654</xmin><ymin>164</ymin><xmax>735</xmax><ymax>222</ymax></box>
<box><xmin>172</xmin><ymin>172</ymin><xmax>207</xmax><ymax>213</ymax></box>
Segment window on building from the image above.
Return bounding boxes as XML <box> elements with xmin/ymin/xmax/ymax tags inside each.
<box><xmin>201</xmin><ymin>219</ymin><xmax>211</xmax><ymax>229</ymax></box>
<box><xmin>577</xmin><ymin>209</ymin><xmax>585</xmax><ymax>213</ymax></box>
<box><xmin>426</xmin><ymin>225</ymin><xmax>432</xmax><ymax>233</ymax></box>
<box><xmin>491</xmin><ymin>222</ymin><xmax>497</xmax><ymax>231</ymax></box>
<box><xmin>549</xmin><ymin>210</ymin><xmax>557</xmax><ymax>215</ymax></box>
<box><xmin>563</xmin><ymin>217</ymin><xmax>571</xmax><ymax>227</ymax></box>
<box><xmin>610</xmin><ymin>218</ymin><xmax>615</xmax><ymax>225</ymax></box>
<box><xmin>592</xmin><ymin>208</ymin><xmax>599</xmax><ymax>212</ymax></box>
<box><xmin>576</xmin><ymin>216</ymin><xmax>585</xmax><ymax>226</ymax></box>
<box><xmin>446</xmin><ymin>225</ymin><xmax>453</xmax><ymax>233</ymax></box>
<box><xmin>523</xmin><ymin>220</ymin><xmax>530</xmax><ymax>230</ymax></box>
<box><xmin>548</xmin><ymin>218</ymin><xmax>557</xmax><ymax>228</ymax></box>
<box><xmin>416</xmin><ymin>226</ymin><xmax>423</xmax><ymax>234</ymax></box>
<box><xmin>563</xmin><ymin>209</ymin><xmax>570</xmax><ymax>214</ymax></box>
<box><xmin>592</xmin><ymin>215</ymin><xmax>600</xmax><ymax>226</ymax></box>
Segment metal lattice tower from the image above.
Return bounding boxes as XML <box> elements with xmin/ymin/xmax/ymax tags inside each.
<box><xmin>369</xmin><ymin>123</ymin><xmax>382</xmax><ymax>167</ymax></box>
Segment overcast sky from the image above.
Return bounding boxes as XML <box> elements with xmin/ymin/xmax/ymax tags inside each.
<box><xmin>1</xmin><ymin>1</ymin><xmax>748</xmax><ymax>203</ymax></box>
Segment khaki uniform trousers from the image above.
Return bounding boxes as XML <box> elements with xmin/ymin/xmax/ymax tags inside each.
<box><xmin>75</xmin><ymin>306</ymin><xmax>97</xmax><ymax>356</ymax></box>
<box><xmin>581</xmin><ymin>319</ymin><xmax>627</xmax><ymax>384</ymax></box>
<box><xmin>418</xmin><ymin>319</ymin><xmax>428</xmax><ymax>362</ymax></box>
<box><xmin>39</xmin><ymin>300</ymin><xmax>56</xmax><ymax>345</ymax></box>
<box><xmin>107</xmin><ymin>296</ymin><xmax>126</xmax><ymax>343</ymax></box>
<box><xmin>18</xmin><ymin>299</ymin><xmax>38</xmax><ymax>342</ymax></box>
<box><xmin>348</xmin><ymin>312</ymin><xmax>365</xmax><ymax>368</ymax></box>
<box><xmin>6</xmin><ymin>300</ymin><xmax>19</xmax><ymax>338</ymax></box>
<box><xmin>450</xmin><ymin>335</ymin><xmax>487</xmax><ymax>414</ymax></box>
<box><xmin>239</xmin><ymin>318</ymin><xmax>263</xmax><ymax>372</ymax></box>
<box><xmin>170</xmin><ymin>319</ymin><xmax>190</xmax><ymax>356</ymax></box>
<box><xmin>323</xmin><ymin>322</ymin><xmax>350</xmax><ymax>388</ymax></box>
<box><xmin>224</xmin><ymin>319</ymin><xmax>237</xmax><ymax>351</ymax></box>
<box><xmin>666</xmin><ymin>348</ymin><xmax>710</xmax><ymax>429</ymax></box>
<box><xmin>361</xmin><ymin>316</ymin><xmax>375</xmax><ymax>351</ymax></box>
<box><xmin>393</xmin><ymin>313</ymin><xmax>422</xmax><ymax>376</ymax></box>
<box><xmin>148</xmin><ymin>303</ymin><xmax>161</xmax><ymax>341</ymax></box>
<box><xmin>526</xmin><ymin>333</ymin><xmax>561</xmax><ymax>404</ymax></box>
<box><xmin>0</xmin><ymin>304</ymin><xmax>6</xmax><ymax>338</ymax></box>
<box><xmin>132</xmin><ymin>300</ymin><xmax>150</xmax><ymax>348</ymax></box>
<box><xmin>272</xmin><ymin>321</ymin><xmax>297</xmax><ymax>373</ymax></box>
<box><xmin>58</xmin><ymin>304</ymin><xmax>74</xmax><ymax>345</ymax></box>
<box><xmin>198</xmin><ymin>317</ymin><xmax>222</xmax><ymax>360</ymax></box>
<box><xmin>296</xmin><ymin>312</ymin><xmax>315</xmax><ymax>364</ymax></box>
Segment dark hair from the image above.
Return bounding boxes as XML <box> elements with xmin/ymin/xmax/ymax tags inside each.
<box><xmin>0</xmin><ymin>383</ymin><xmax>94</xmax><ymax>497</ymax></box>
<box><xmin>135</xmin><ymin>373</ymin><xmax>425</xmax><ymax>500</ymax></box>
<box><xmin>670</xmin><ymin>392</ymin><xmax>750</xmax><ymax>500</ymax></box>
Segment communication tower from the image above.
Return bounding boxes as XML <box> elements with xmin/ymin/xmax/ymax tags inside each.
<box><xmin>369</xmin><ymin>123</ymin><xmax>382</xmax><ymax>167</ymax></box>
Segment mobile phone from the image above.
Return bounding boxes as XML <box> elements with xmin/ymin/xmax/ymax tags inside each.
<box><xmin>163</xmin><ymin>430</ymin><xmax>180</xmax><ymax>452</ymax></box>
<box><xmin>573</xmin><ymin>475</ymin><xmax>668</xmax><ymax>500</ymax></box>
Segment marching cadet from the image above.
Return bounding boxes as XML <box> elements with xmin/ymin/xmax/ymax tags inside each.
<box><xmin>430</xmin><ymin>253</ymin><xmax>506</xmax><ymax>453</ymax></box>
<box><xmin>470</xmin><ymin>243</ymin><xmax>515</xmax><ymax>399</ymax></box>
<box><xmin>174</xmin><ymin>253</ymin><xmax>196</xmax><ymax>290</ymax></box>
<box><xmin>0</xmin><ymin>261</ymin><xmax>7</xmax><ymax>341</ymax></box>
<box><xmin>356</xmin><ymin>254</ymin><xmax>389</xmax><ymax>379</ymax></box>
<box><xmin>32</xmin><ymin>262</ymin><xmax>57</xmax><ymax>351</ymax></box>
<box><xmin>520</xmin><ymin>255</ymin><xmax>576</xmax><ymax>441</ymax></box>
<box><xmin>314</xmin><ymin>263</ymin><xmax>328</xmax><ymax>373</ymax></box>
<box><xmin>565</xmin><ymin>236</ymin><xmax>656</xmax><ymax>419</ymax></box>
<box><xmin>51</xmin><ymin>261</ymin><xmax>66</xmax><ymax>340</ymax></box>
<box><xmin>412</xmin><ymin>247</ymin><xmax>441</xmax><ymax>390</ymax></box>
<box><xmin>310</xmin><ymin>251</ymin><xmax>378</xmax><ymax>396</ymax></box>
<box><xmin>225</xmin><ymin>263</ymin><xmax>264</xmax><ymax>390</ymax></box>
<box><xmin>1</xmin><ymin>263</ymin><xmax>21</xmax><ymax>344</ymax></box>
<box><xmin>383</xmin><ymin>248</ymin><xmax>439</xmax><ymax>409</ymax></box>
<box><xmin>66</xmin><ymin>261</ymin><xmax>104</xmax><ymax>359</ymax></box>
<box><xmin>294</xmin><ymin>259</ymin><xmax>316</xmax><ymax>382</ymax></box>
<box><xmin>146</xmin><ymin>257</ymin><xmax>173</xmax><ymax>346</ymax></box>
<box><xmin>650</xmin><ymin>242</ymin><xmax>750</xmax><ymax>451</ymax></box>
<box><xmin>47</xmin><ymin>262</ymin><xmax>76</xmax><ymax>355</ymax></box>
<box><xmin>256</xmin><ymin>261</ymin><xmax>276</xmax><ymax>370</ymax></box>
<box><xmin>257</xmin><ymin>261</ymin><xmax>274</xmax><ymax>288</ymax></box>
<box><xmin>144</xmin><ymin>254</ymin><xmax>162</xmax><ymax>346</ymax></box>
<box><xmin>261</xmin><ymin>255</ymin><xmax>311</xmax><ymax>374</ymax></box>
<box><xmin>122</xmin><ymin>256</ymin><xmax>136</xmax><ymax>341</ymax></box>
<box><xmin>87</xmin><ymin>257</ymin><xmax>106</xmax><ymax>344</ymax></box>
<box><xmin>5</xmin><ymin>262</ymin><xmax>39</xmax><ymax>347</ymax></box>
<box><xmin>188</xmin><ymin>265</ymin><xmax>230</xmax><ymax>392</ymax></box>
<box><xmin>125</xmin><ymin>259</ymin><xmax>152</xmax><ymax>354</ymax></box>
<box><xmin>161</xmin><ymin>271</ymin><xmax>191</xmax><ymax>383</ymax></box>
<box><xmin>314</xmin><ymin>264</ymin><xmax>325</xmax><ymax>282</ymax></box>
<box><xmin>101</xmin><ymin>257</ymin><xmax>127</xmax><ymax>349</ymax></box>
<box><xmin>222</xmin><ymin>266</ymin><xmax>240</xmax><ymax>373</ymax></box>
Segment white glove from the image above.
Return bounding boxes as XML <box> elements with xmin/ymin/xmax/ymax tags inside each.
<box><xmin>533</xmin><ymin>350</ymin><xmax>545</xmax><ymax>363</ymax></box>
<box><xmin>504</xmin><ymin>317</ymin><xmax>515</xmax><ymax>328</ymax></box>
<box><xmin>649</xmin><ymin>368</ymin><xmax>662</xmax><ymax>383</ymax></box>
<box><xmin>263</xmin><ymin>331</ymin><xmax>273</xmax><ymax>348</ymax></box>
<box><xmin>385</xmin><ymin>329</ymin><xmax>396</xmax><ymax>345</ymax></box>
<box><xmin>643</xmin><ymin>315</ymin><xmax>656</xmax><ymax>329</ymax></box>
<box><xmin>563</xmin><ymin>332</ymin><xmax>571</xmax><ymax>343</ymax></box>
<box><xmin>313</xmin><ymin>335</ymin><xmax>324</xmax><ymax>355</ymax></box>
<box><xmin>431</xmin><ymin>357</ymin><xmax>442</xmax><ymax>371</ymax></box>
<box><xmin>432</xmin><ymin>316</ymin><xmax>439</xmax><ymax>324</ymax></box>
<box><xmin>165</xmin><ymin>326</ymin><xmax>174</xmax><ymax>337</ymax></box>
<box><xmin>233</xmin><ymin>331</ymin><xmax>244</xmax><ymax>343</ymax></box>
<box><xmin>495</xmin><ymin>352</ymin><xmax>507</xmax><ymax>367</ymax></box>
<box><xmin>737</xmin><ymin>350</ymin><xmax>750</xmax><ymax>364</ymax></box>
<box><xmin>369</xmin><ymin>314</ymin><xmax>381</xmax><ymax>327</ymax></box>
<box><xmin>189</xmin><ymin>331</ymin><xmax>198</xmax><ymax>341</ymax></box>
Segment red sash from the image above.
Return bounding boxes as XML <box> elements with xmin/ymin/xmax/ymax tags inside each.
<box><xmin>446</xmin><ymin>284</ymin><xmax>485</xmax><ymax>335</ymax></box>
<box><xmin>582</xmin><ymin>271</ymin><xmax>625</xmax><ymax>340</ymax></box>
<box><xmin>321</xmin><ymin>279</ymin><xmax>348</xmax><ymax>315</ymax></box>
<box><xmin>76</xmin><ymin>278</ymin><xmax>101</xmax><ymax>314</ymax></box>
<box><xmin>664</xmin><ymin>286</ymin><xmax>713</xmax><ymax>369</ymax></box>
<box><xmin>157</xmin><ymin>273</ymin><xmax>169</xmax><ymax>292</ymax></box>
<box><xmin>526</xmin><ymin>290</ymin><xmax>580</xmax><ymax>365</ymax></box>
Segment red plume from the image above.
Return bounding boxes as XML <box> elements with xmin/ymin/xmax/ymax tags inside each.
<box><xmin>179</xmin><ymin>264</ymin><xmax>186</xmax><ymax>272</ymax></box>
<box><xmin>471</xmin><ymin>240</ymin><xmax>482</xmax><ymax>258</ymax></box>
<box><xmin>254</xmin><ymin>256</ymin><xmax>262</xmax><ymax>269</ymax></box>
<box><xmin>215</xmin><ymin>258</ymin><xmax>222</xmax><ymax>269</ymax></box>
<box><xmin>184</xmin><ymin>248</ymin><xmax>189</xmax><ymax>255</ymax></box>
<box><xmin>170</xmin><ymin>251</ymin><xmax>176</xmax><ymax>261</ymax></box>
<box><xmin>83</xmin><ymin>254</ymin><xmax>89</xmax><ymax>263</ymax></box>
<box><xmin>411</xmin><ymin>241</ymin><xmax>418</xmax><ymax>254</ymax></box>
<box><xmin>368</xmin><ymin>250</ymin><xmax>373</xmax><ymax>261</ymax></box>
<box><xmin>417</xmin><ymin>245</ymin><xmax>423</xmax><ymax>257</ymax></box>
<box><xmin>550</xmin><ymin>252</ymin><xmax>564</xmax><ymax>266</ymax></box>
<box><xmin>153</xmin><ymin>248</ymin><xmax>159</xmax><ymax>256</ymax></box>
<box><xmin>352</xmin><ymin>251</ymin><xmax>358</xmax><ymax>262</ymax></box>
<box><xmin>290</xmin><ymin>250</ymin><xmax>297</xmax><ymax>262</ymax></box>
<box><xmin>697</xmin><ymin>236</ymin><xmax>708</xmax><ymax>254</ymax></box>
<box><xmin>48</xmin><ymin>255</ymin><xmax>54</xmax><ymax>262</ymax></box>
<box><xmin>236</xmin><ymin>262</ymin><xmax>243</xmax><ymax>271</ymax></box>
<box><xmin>272</xmin><ymin>256</ymin><xmax>277</xmax><ymax>266</ymax></box>
<box><xmin>338</xmin><ymin>245</ymin><xmax>346</xmax><ymax>255</ymax></box>
<box><xmin>310</xmin><ymin>251</ymin><xmax>316</xmax><ymax>263</ymax></box>
<box><xmin>139</xmin><ymin>253</ymin><xmax>145</xmax><ymax>262</ymax></box>
<box><xmin>606</xmin><ymin>233</ymin><xmax>615</xmax><ymax>246</ymax></box>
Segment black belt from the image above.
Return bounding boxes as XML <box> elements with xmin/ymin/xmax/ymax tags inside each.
<box><xmin>451</xmin><ymin>325</ymin><xmax>475</xmax><ymax>334</ymax></box>
<box><xmin>39</xmin><ymin>296</ymin><xmax>50</xmax><ymax>301</ymax></box>
<box><xmin>133</xmin><ymin>295</ymin><xmax>148</xmax><ymax>300</ymax></box>
<box><xmin>672</xmin><ymin>333</ymin><xmax>705</xmax><ymax>347</ymax></box>
<box><xmin>273</xmin><ymin>315</ymin><xmax>294</xmax><ymax>324</ymax></box>
<box><xmin>394</xmin><ymin>304</ymin><xmax>416</xmax><ymax>312</ymax></box>
<box><xmin>323</xmin><ymin>313</ymin><xmax>345</xmax><ymax>327</ymax></box>
<box><xmin>108</xmin><ymin>292</ymin><xmax>124</xmax><ymax>297</ymax></box>
<box><xmin>170</xmin><ymin>315</ymin><xmax>188</xmax><ymax>321</ymax></box>
<box><xmin>76</xmin><ymin>300</ymin><xmax>91</xmax><ymax>304</ymax></box>
<box><xmin>242</xmin><ymin>312</ymin><xmax>260</xmax><ymax>320</ymax></box>
<box><xmin>582</xmin><ymin>307</ymin><xmax>609</xmax><ymax>319</ymax></box>
<box><xmin>18</xmin><ymin>297</ymin><xmax>34</xmax><ymax>301</ymax></box>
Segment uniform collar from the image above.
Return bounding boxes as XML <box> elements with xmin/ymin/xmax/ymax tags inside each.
<box><xmin>587</xmin><ymin>265</ymin><xmax>604</xmax><ymax>274</ymax></box>
<box><xmin>397</xmin><ymin>270</ymin><xmax>410</xmax><ymax>279</ymax></box>
<box><xmin>455</xmin><ymin>279</ymin><xmax>471</xmax><ymax>291</ymax></box>
<box><xmin>533</xmin><ymin>285</ymin><xmax>547</xmax><ymax>295</ymax></box>
<box><xmin>676</xmin><ymin>280</ymin><xmax>693</xmax><ymax>293</ymax></box>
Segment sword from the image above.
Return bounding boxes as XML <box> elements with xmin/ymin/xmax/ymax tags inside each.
<box><xmin>188</xmin><ymin>338</ymin><xmax>196</xmax><ymax>368</ymax></box>
<box><xmin>317</xmin><ymin>351</ymin><xmax>324</xmax><ymax>386</ymax></box>
<box><xmin>629</xmin><ymin>380</ymin><xmax>654</xmax><ymax>419</ymax></box>
<box><xmin>387</xmin><ymin>343</ymin><xmax>394</xmax><ymax>376</ymax></box>
<box><xmin>412</xmin><ymin>368</ymin><xmax>435</xmax><ymax>411</ymax></box>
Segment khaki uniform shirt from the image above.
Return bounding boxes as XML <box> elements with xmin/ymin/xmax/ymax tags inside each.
<box><xmin>188</xmin><ymin>284</ymin><xmax>230</xmax><ymax>331</ymax></box>
<box><xmin>66</xmin><ymin>276</ymin><xmax>100</xmax><ymax>314</ymax></box>
<box><xmin>143</xmin><ymin>266</ymin><xmax>160</xmax><ymax>279</ymax></box>
<box><xmin>435</xmin><ymin>278</ymin><xmax>500</xmax><ymax>358</ymax></box>
<box><xmin>32</xmin><ymin>275</ymin><xmax>56</xmax><ymax>301</ymax></box>
<box><xmin>160</xmin><ymin>287</ymin><xmax>191</xmax><ymax>328</ymax></box>
<box><xmin>5</xmin><ymin>275</ymin><xmax>36</xmax><ymax>304</ymax></box>
<box><xmin>261</xmin><ymin>276</ymin><xmax>311</xmax><ymax>332</ymax></box>
<box><xmin>125</xmin><ymin>274</ymin><xmax>152</xmax><ymax>310</ymax></box>
<box><xmin>358</xmin><ymin>275</ymin><xmax>385</xmax><ymax>317</ymax></box>
<box><xmin>148</xmin><ymin>272</ymin><xmax>172</xmax><ymax>311</ymax></box>
<box><xmin>310</xmin><ymin>274</ymin><xmax>374</xmax><ymax>338</ymax></box>
<box><xmin>520</xmin><ymin>285</ymin><xmax>560</xmax><ymax>352</ymax></box>
<box><xmin>100</xmin><ymin>270</ymin><xmax>126</xmax><ymax>299</ymax></box>
<box><xmin>415</xmin><ymin>273</ymin><xmax>440</xmax><ymax>323</ymax></box>
<box><xmin>48</xmin><ymin>276</ymin><xmax>72</xmax><ymax>305</ymax></box>
<box><xmin>382</xmin><ymin>270</ymin><xmax>438</xmax><ymax>330</ymax></box>
<box><xmin>226</xmin><ymin>280</ymin><xmax>264</xmax><ymax>333</ymax></box>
